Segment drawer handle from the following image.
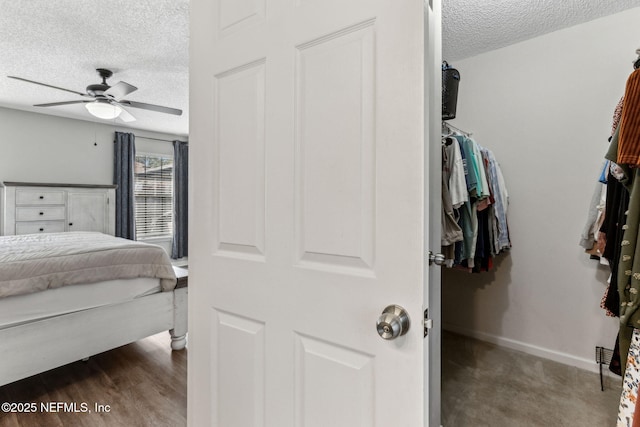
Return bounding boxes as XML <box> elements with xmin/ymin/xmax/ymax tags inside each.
<box><xmin>69</xmin><ymin>223</ymin><xmax>73</xmax><ymax>226</ymax></box>
<box><xmin>39</xmin><ymin>196</ymin><xmax>44</xmax><ymax>199</ymax></box>
<box><xmin>39</xmin><ymin>228</ymin><xmax>44</xmax><ymax>232</ymax></box>
<box><xmin>39</xmin><ymin>212</ymin><xmax>44</xmax><ymax>215</ymax></box>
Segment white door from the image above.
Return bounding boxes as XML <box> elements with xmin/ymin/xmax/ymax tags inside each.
<box><xmin>189</xmin><ymin>0</ymin><xmax>440</xmax><ymax>425</ymax></box>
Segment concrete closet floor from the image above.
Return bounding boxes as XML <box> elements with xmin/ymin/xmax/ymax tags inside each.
<box><xmin>442</xmin><ymin>332</ymin><xmax>623</xmax><ymax>426</ymax></box>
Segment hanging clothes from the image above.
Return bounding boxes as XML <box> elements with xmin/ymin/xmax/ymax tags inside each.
<box><xmin>616</xmin><ymin>49</ymin><xmax>640</xmax><ymax>420</ymax></box>
<box><xmin>618</xmin><ymin>69</ymin><xmax>640</xmax><ymax>166</ymax></box>
<box><xmin>579</xmin><ymin>167</ymin><xmax>607</xmax><ymax>253</ymax></box>
<box><xmin>601</xmin><ymin>163</ymin><xmax>631</xmax><ymax>317</ymax></box>
<box><xmin>613</xmin><ymin>96</ymin><xmax>625</xmax><ymax>137</ymax></box>
<box><xmin>446</xmin><ymin>137</ymin><xmax>468</xmax><ymax>209</ymax></box>
<box><xmin>614</xmin><ymin>165</ymin><xmax>640</xmax><ymax>372</ymax></box>
<box><xmin>618</xmin><ymin>328</ymin><xmax>640</xmax><ymax>427</ymax></box>
<box><xmin>441</xmin><ymin>128</ymin><xmax>510</xmax><ymax>272</ymax></box>
<box><xmin>581</xmin><ymin>95</ymin><xmax>629</xmax><ymax>320</ymax></box>
<box><xmin>603</xmin><ymin>84</ymin><xmax>640</xmax><ymax>372</ymax></box>
<box><xmin>441</xmin><ymin>139</ymin><xmax>463</xmax><ymax>250</ymax></box>
<box><xmin>483</xmin><ymin>148</ymin><xmax>511</xmax><ymax>253</ymax></box>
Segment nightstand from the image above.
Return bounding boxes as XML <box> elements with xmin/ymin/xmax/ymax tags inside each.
<box><xmin>173</xmin><ymin>266</ymin><xmax>188</xmax><ymax>288</ymax></box>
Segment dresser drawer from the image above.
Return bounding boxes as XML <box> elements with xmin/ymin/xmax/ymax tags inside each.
<box><xmin>15</xmin><ymin>221</ymin><xmax>66</xmax><ymax>235</ymax></box>
<box><xmin>15</xmin><ymin>189</ymin><xmax>65</xmax><ymax>205</ymax></box>
<box><xmin>16</xmin><ymin>206</ymin><xmax>66</xmax><ymax>221</ymax></box>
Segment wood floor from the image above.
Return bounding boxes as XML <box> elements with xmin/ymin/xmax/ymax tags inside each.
<box><xmin>2</xmin><ymin>330</ymin><xmax>621</xmax><ymax>426</ymax></box>
<box><xmin>0</xmin><ymin>333</ymin><xmax>186</xmax><ymax>427</ymax></box>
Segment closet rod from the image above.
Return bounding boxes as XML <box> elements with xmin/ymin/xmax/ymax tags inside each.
<box><xmin>135</xmin><ymin>135</ymin><xmax>188</xmax><ymax>144</ymax></box>
<box><xmin>442</xmin><ymin>122</ymin><xmax>472</xmax><ymax>136</ymax></box>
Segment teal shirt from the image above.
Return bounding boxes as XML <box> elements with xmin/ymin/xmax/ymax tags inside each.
<box><xmin>455</xmin><ymin>135</ymin><xmax>480</xmax><ymax>197</ymax></box>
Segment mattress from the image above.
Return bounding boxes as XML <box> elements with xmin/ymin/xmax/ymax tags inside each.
<box><xmin>0</xmin><ymin>232</ymin><xmax>176</xmax><ymax>299</ymax></box>
<box><xmin>0</xmin><ymin>277</ymin><xmax>161</xmax><ymax>330</ymax></box>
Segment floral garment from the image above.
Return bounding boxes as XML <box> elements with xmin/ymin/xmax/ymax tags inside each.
<box><xmin>618</xmin><ymin>328</ymin><xmax>640</xmax><ymax>426</ymax></box>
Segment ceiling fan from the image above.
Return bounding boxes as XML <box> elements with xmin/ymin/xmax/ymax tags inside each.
<box><xmin>8</xmin><ymin>68</ymin><xmax>182</xmax><ymax>122</ymax></box>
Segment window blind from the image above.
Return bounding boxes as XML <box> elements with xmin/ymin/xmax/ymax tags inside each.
<box><xmin>134</xmin><ymin>154</ymin><xmax>174</xmax><ymax>239</ymax></box>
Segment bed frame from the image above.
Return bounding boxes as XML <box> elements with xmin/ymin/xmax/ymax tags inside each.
<box><xmin>0</xmin><ymin>284</ymin><xmax>187</xmax><ymax>387</ymax></box>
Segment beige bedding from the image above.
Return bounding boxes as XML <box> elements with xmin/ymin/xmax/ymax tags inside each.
<box><xmin>0</xmin><ymin>232</ymin><xmax>176</xmax><ymax>299</ymax></box>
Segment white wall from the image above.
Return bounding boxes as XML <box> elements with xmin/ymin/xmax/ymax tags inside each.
<box><xmin>442</xmin><ymin>8</ymin><xmax>640</xmax><ymax>371</ymax></box>
<box><xmin>0</xmin><ymin>106</ymin><xmax>183</xmax><ymax>254</ymax></box>
<box><xmin>0</xmin><ymin>106</ymin><xmax>179</xmax><ymax>184</ymax></box>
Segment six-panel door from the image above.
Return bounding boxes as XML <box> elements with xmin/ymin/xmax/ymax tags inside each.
<box><xmin>189</xmin><ymin>1</ymin><xmax>432</xmax><ymax>425</ymax></box>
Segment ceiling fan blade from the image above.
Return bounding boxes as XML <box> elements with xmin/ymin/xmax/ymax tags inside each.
<box><xmin>8</xmin><ymin>76</ymin><xmax>89</xmax><ymax>97</ymax></box>
<box><xmin>104</xmin><ymin>81</ymin><xmax>137</xmax><ymax>101</ymax></box>
<box><xmin>116</xmin><ymin>105</ymin><xmax>137</xmax><ymax>123</ymax></box>
<box><xmin>34</xmin><ymin>100</ymin><xmax>90</xmax><ymax>107</ymax></box>
<box><xmin>120</xmin><ymin>100</ymin><xmax>182</xmax><ymax>116</ymax></box>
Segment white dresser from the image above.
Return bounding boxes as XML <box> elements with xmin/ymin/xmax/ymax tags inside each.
<box><xmin>1</xmin><ymin>182</ymin><xmax>117</xmax><ymax>236</ymax></box>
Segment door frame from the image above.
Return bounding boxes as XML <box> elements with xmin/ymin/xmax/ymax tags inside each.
<box><xmin>424</xmin><ymin>0</ymin><xmax>443</xmax><ymax>426</ymax></box>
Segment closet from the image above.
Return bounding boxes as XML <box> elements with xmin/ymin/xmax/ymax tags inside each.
<box><xmin>440</xmin><ymin>120</ymin><xmax>511</xmax><ymax>272</ymax></box>
<box><xmin>582</xmin><ymin>49</ymin><xmax>640</xmax><ymax>425</ymax></box>
<box><xmin>439</xmin><ymin>61</ymin><xmax>511</xmax><ymax>274</ymax></box>
<box><xmin>440</xmin><ymin>8</ymin><xmax>640</xmax><ymax>424</ymax></box>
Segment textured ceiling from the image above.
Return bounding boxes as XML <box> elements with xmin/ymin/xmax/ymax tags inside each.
<box><xmin>0</xmin><ymin>1</ymin><xmax>637</xmax><ymax>137</ymax></box>
<box><xmin>0</xmin><ymin>0</ymin><xmax>189</xmax><ymax>136</ymax></box>
<box><xmin>443</xmin><ymin>0</ymin><xmax>640</xmax><ymax>62</ymax></box>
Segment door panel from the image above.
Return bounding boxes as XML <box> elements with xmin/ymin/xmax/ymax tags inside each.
<box><xmin>218</xmin><ymin>0</ymin><xmax>265</xmax><ymax>37</ymax></box>
<box><xmin>214</xmin><ymin>60</ymin><xmax>266</xmax><ymax>259</ymax></box>
<box><xmin>189</xmin><ymin>1</ymin><xmax>434</xmax><ymax>426</ymax></box>
<box><xmin>295</xmin><ymin>21</ymin><xmax>375</xmax><ymax>272</ymax></box>
<box><xmin>295</xmin><ymin>335</ymin><xmax>374</xmax><ymax>427</ymax></box>
<box><xmin>214</xmin><ymin>310</ymin><xmax>266</xmax><ymax>427</ymax></box>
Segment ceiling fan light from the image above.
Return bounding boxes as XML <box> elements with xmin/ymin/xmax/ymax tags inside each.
<box><xmin>85</xmin><ymin>100</ymin><xmax>122</xmax><ymax>120</ymax></box>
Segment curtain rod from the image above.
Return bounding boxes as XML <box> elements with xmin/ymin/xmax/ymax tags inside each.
<box><xmin>135</xmin><ymin>135</ymin><xmax>188</xmax><ymax>144</ymax></box>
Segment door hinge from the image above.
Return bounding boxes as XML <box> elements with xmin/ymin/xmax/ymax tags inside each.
<box><xmin>423</xmin><ymin>309</ymin><xmax>433</xmax><ymax>337</ymax></box>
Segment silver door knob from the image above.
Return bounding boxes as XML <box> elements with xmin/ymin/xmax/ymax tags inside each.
<box><xmin>376</xmin><ymin>305</ymin><xmax>410</xmax><ymax>340</ymax></box>
<box><xmin>428</xmin><ymin>251</ymin><xmax>446</xmax><ymax>266</ymax></box>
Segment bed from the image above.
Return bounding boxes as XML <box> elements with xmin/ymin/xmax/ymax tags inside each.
<box><xmin>0</xmin><ymin>231</ymin><xmax>188</xmax><ymax>387</ymax></box>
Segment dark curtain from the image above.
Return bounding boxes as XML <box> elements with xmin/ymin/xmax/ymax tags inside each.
<box><xmin>114</xmin><ymin>132</ymin><xmax>136</xmax><ymax>240</ymax></box>
<box><xmin>172</xmin><ymin>140</ymin><xmax>189</xmax><ymax>259</ymax></box>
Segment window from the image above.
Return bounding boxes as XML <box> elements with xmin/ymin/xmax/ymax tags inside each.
<box><xmin>134</xmin><ymin>154</ymin><xmax>174</xmax><ymax>240</ymax></box>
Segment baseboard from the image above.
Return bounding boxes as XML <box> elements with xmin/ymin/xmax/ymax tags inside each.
<box><xmin>443</xmin><ymin>323</ymin><xmax>603</xmax><ymax>374</ymax></box>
